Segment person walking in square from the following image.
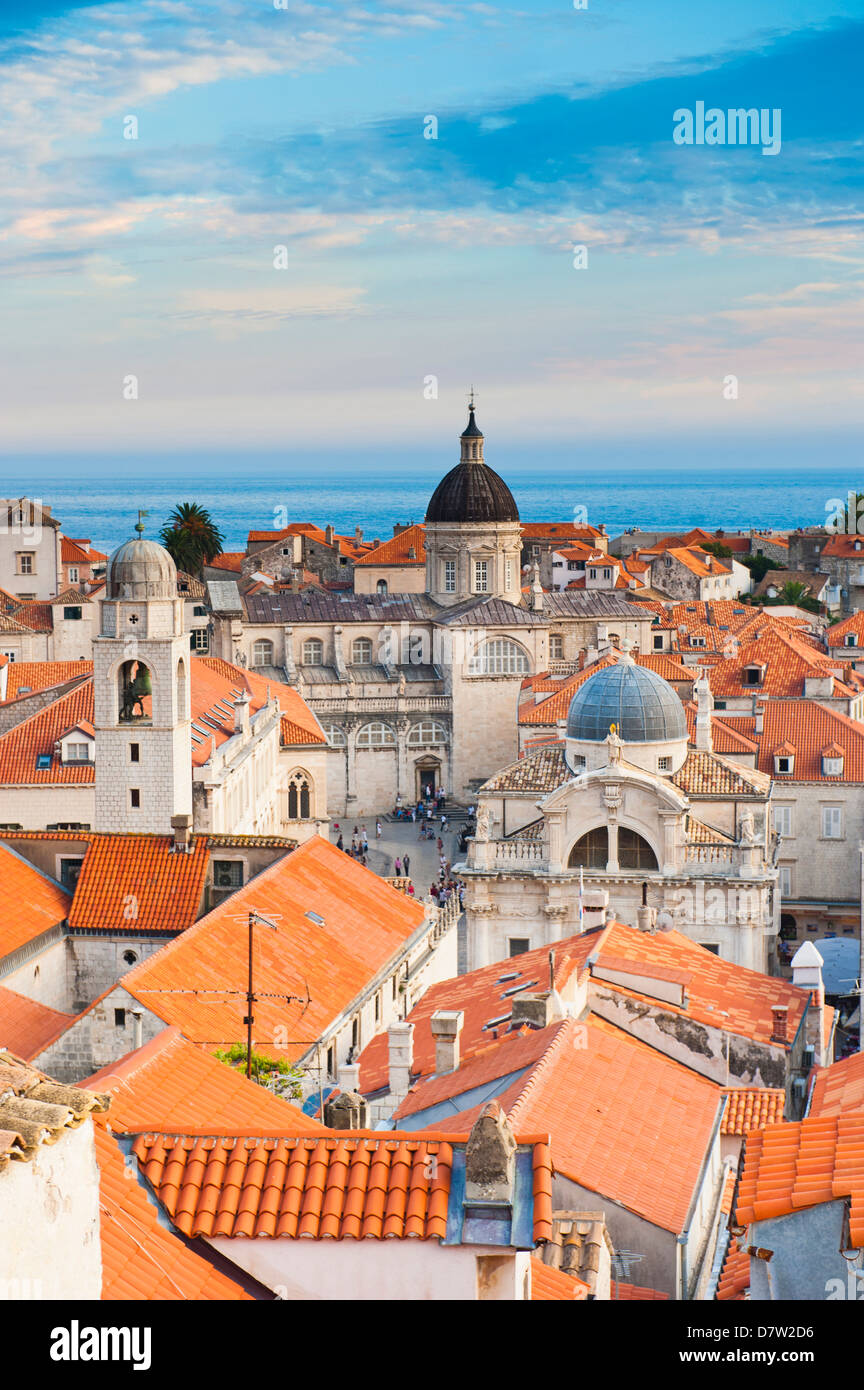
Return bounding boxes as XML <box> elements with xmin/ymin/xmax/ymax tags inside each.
<box><xmin>376</xmin><ymin>820</ymin><xmax>382</xmax><ymax>839</ymax></box>
<box><xmin>403</xmin><ymin>853</ymin><xmax>410</xmax><ymax>875</ymax></box>
<box><xmin>394</xmin><ymin>856</ymin><xmax>402</xmax><ymax>876</ymax></box>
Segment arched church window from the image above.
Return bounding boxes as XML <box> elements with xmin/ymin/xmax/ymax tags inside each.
<box><xmin>303</xmin><ymin>638</ymin><xmax>324</xmax><ymax>666</ymax></box>
<box><xmin>287</xmin><ymin>771</ymin><xmax>312</xmax><ymax>819</ymax></box>
<box><xmin>468</xmin><ymin>639</ymin><xmax>530</xmax><ymax>676</ymax></box>
<box><xmin>320</xmin><ymin>722</ymin><xmax>346</xmax><ymax>747</ymax></box>
<box><xmin>377</xmin><ymin>580</ymin><xmax>388</xmax><ymax>596</ymax></box>
<box><xmin>618</xmin><ymin>827</ymin><xmax>658</xmax><ymax>870</ymax></box>
<box><xmin>252</xmin><ymin>639</ymin><xmax>273</xmax><ymax>667</ymax></box>
<box><xmin>352</xmin><ymin>637</ymin><xmax>374</xmax><ymax>665</ymax></box>
<box><xmin>407</xmin><ymin>720</ymin><xmax>448</xmax><ymax>746</ymax></box>
<box><xmin>118</xmin><ymin>659</ymin><xmax>153</xmax><ymax>723</ymax></box>
<box><xmin>568</xmin><ymin>827</ymin><xmax>608</xmax><ymax>869</ymax></box>
<box><xmin>357</xmin><ymin>721</ymin><xmax>396</xmax><ymax>747</ymax></box>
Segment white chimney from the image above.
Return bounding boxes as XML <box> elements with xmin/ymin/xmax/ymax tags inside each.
<box><xmin>233</xmin><ymin>690</ymin><xmax>251</xmax><ymax>734</ymax></box>
<box><xmin>130</xmin><ymin>1008</ymin><xmax>144</xmax><ymax>1050</ymax></box>
<box><xmin>791</xmin><ymin>941</ymin><xmax>826</xmax><ymax>1067</ymax></box>
<box><xmin>430</xmin><ymin>1009</ymin><xmax>464</xmax><ymax>1075</ymax></box>
<box><xmin>695</xmin><ymin>666</ymin><xmax>713</xmax><ymax>752</ymax></box>
<box><xmin>388</xmin><ymin>1020</ymin><xmax>414</xmax><ymax>1098</ymax></box>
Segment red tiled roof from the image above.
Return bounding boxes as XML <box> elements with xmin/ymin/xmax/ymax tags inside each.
<box><xmin>191</xmin><ymin>657</ymin><xmax>325</xmax><ymax>763</ymax></box>
<box><xmin>821</xmin><ymin>535</ymin><xmax>864</xmax><ymax>557</ymax></box>
<box><xmin>808</xmin><ymin>1051</ymin><xmax>864</xmax><ymax>1119</ymax></box>
<box><xmin>0</xmin><ymin>681</ymin><xmax>95</xmax><ymax>783</ymax></box>
<box><xmin>15</xmin><ymin>601</ymin><xmax>53</xmax><ymax>633</ymax></box>
<box><xmin>531</xmin><ymin>1257</ymin><xmax>586</xmax><ymax>1300</ymax></box>
<box><xmin>122</xmin><ymin>837</ymin><xmax>426</xmax><ymax>1061</ymax></box>
<box><xmin>82</xmin><ymin>1027</ymin><xmax>327</xmax><ymax>1135</ymax></box>
<box><xmin>423</xmin><ymin>1018</ymin><xmax>722</xmax><ymax>1234</ymax></box>
<box><xmin>611</xmin><ymin>1281</ymin><xmax>670</xmax><ymax>1300</ymax></box>
<box><xmin>354</xmin><ymin>524</ymin><xmax>426</xmax><ymax>567</ymax></box>
<box><xmin>522</xmin><ymin>522</ymin><xmax>603</xmax><ymax>541</ymax></box>
<box><xmin>0</xmin><ymin>984</ymin><xmax>75</xmax><ymax>1058</ymax></box>
<box><xmin>68</xmin><ymin>834</ymin><xmax>210</xmax><ymax>934</ymax></box>
<box><xmin>737</xmin><ymin>1114</ymin><xmax>864</xmax><ymax>1245</ymax></box>
<box><xmin>94</xmin><ymin>1119</ymin><xmax>254</xmax><ymax>1300</ymax></box>
<box><xmin>721</xmin><ymin>1088</ymin><xmax>786</xmax><ymax>1135</ymax></box>
<box><xmin>749</xmin><ymin>700</ymin><xmax>864</xmax><ymax>782</ymax></box>
<box><xmin>61</xmin><ymin>537</ymin><xmax>92</xmax><ymax>565</ymax></box>
<box><xmin>0</xmin><ymin>842</ymin><xmax>71</xmax><ymax>957</ymax></box>
<box><xmin>208</xmin><ymin>552</ymin><xmax>244</xmax><ymax>573</ymax></box>
<box><xmin>707</xmin><ymin>627</ymin><xmax>856</xmax><ymax>700</ymax></box>
<box><xmin>133</xmin><ymin>1123</ymin><xmax>553</xmax><ymax>1243</ymax></box>
<box><xmin>684</xmin><ymin>702</ymin><xmax>758</xmax><ymax>754</ymax></box>
<box><xmin>3</xmin><ymin>661</ymin><xmax>92</xmax><ymax>701</ymax></box>
<box><xmin>716</xmin><ymin>1236</ymin><xmax>750</xmax><ymax>1300</ymax></box>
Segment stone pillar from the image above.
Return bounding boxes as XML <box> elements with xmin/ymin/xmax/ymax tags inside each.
<box><xmin>606</xmin><ymin>820</ymin><xmax>619</xmax><ymax>873</ymax></box>
<box><xmin>345</xmin><ymin>720</ymin><xmax>358</xmax><ymax>804</ymax></box>
<box><xmin>396</xmin><ymin>716</ymin><xmax>410</xmax><ymax>805</ymax></box>
<box><xmin>282</xmin><ymin>625</ymin><xmax>297</xmax><ymax>683</ymax></box>
<box><xmin>545</xmin><ymin>810</ymin><xmax>564</xmax><ymax>871</ymax></box>
<box><xmin>659</xmin><ymin>811</ymin><xmax>679</xmax><ymax>875</ymax></box>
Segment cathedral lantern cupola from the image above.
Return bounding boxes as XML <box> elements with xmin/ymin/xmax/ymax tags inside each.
<box><xmin>424</xmin><ymin>398</ymin><xmax>522</xmax><ymax>606</ymax></box>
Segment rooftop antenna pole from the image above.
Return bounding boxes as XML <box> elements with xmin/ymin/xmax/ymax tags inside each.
<box><xmin>548</xmin><ymin>949</ymin><xmax>555</xmax><ymax>993</ymax></box>
<box><xmin>234</xmin><ymin>910</ymin><xmax>282</xmax><ymax>1078</ymax></box>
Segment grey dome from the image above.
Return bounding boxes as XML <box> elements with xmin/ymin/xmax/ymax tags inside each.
<box><xmin>566</xmin><ymin>659</ymin><xmax>687</xmax><ymax>743</ymax></box>
<box><xmin>107</xmin><ymin>535</ymin><xmax>177</xmax><ymax>600</ymax></box>
<box><xmin>425</xmin><ymin>404</ymin><xmax>519</xmax><ymax>524</ymax></box>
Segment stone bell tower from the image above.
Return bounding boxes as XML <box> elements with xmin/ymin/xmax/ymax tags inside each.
<box><xmin>92</xmin><ymin>520</ymin><xmax>192</xmax><ymax>834</ymax></box>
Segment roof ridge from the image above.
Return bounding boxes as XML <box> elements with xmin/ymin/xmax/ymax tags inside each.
<box><xmin>506</xmin><ymin>1018</ymin><xmax>579</xmax><ymax>1125</ymax></box>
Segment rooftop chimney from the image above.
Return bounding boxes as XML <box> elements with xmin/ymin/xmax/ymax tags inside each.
<box><xmin>324</xmin><ymin>1090</ymin><xmax>367</xmax><ymax>1129</ymax></box>
<box><xmin>430</xmin><ymin>1009</ymin><xmax>464</xmax><ymax>1075</ymax></box>
<box><xmin>170</xmin><ymin>813</ymin><xmax>193</xmax><ymax>852</ymax></box>
<box><xmin>791</xmin><ymin>941</ymin><xmax>826</xmax><ymax>1068</ymax></box>
<box><xmin>770</xmin><ymin>1004</ymin><xmax>789</xmax><ymax>1045</ymax></box>
<box><xmin>388</xmin><ymin>1020</ymin><xmax>414</xmax><ymax>1098</ymax></box>
<box><xmin>695</xmin><ymin>666</ymin><xmax>713</xmax><ymax>752</ymax></box>
<box><xmin>755</xmin><ymin>704</ymin><xmax>764</xmax><ymax>735</ymax></box>
<box><xmin>325</xmin><ymin>524</ymin><xmax>335</xmax><ymax>546</ymax></box>
<box><xmin>465</xmin><ymin>1102</ymin><xmax>517</xmax><ymax>1206</ymax></box>
<box><xmin>510</xmin><ymin>992</ymin><xmax>555</xmax><ymax>1030</ymax></box>
<box><xmin>355</xmin><ymin>526</ymin><xmax>363</xmax><ymax>544</ymax></box>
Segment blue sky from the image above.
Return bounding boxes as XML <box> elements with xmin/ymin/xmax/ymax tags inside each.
<box><xmin>0</xmin><ymin>0</ymin><xmax>862</xmax><ymax>469</ymax></box>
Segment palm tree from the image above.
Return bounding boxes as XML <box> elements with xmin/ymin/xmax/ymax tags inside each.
<box><xmin>780</xmin><ymin>580</ymin><xmax>808</xmax><ymax>606</ymax></box>
<box><xmin>160</xmin><ymin>503</ymin><xmax>224</xmax><ymax>576</ymax></box>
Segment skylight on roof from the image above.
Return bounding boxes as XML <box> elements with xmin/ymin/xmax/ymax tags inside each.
<box><xmin>496</xmin><ymin>971</ymin><xmax>521</xmax><ymax>984</ymax></box>
<box><xmin>36</xmin><ymin>753</ymin><xmax>52</xmax><ymax>769</ymax></box>
<box><xmin>305</xmin><ymin>910</ymin><xmax>325</xmax><ymax>926</ymax></box>
<box><xmin>502</xmin><ymin>979</ymin><xmax>538</xmax><ymax>998</ymax></box>
<box><xmin>483</xmin><ymin>1013</ymin><xmax>512</xmax><ymax>1030</ymax></box>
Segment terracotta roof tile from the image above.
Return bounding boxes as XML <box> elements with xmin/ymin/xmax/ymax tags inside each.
<box><xmin>737</xmin><ymin>1113</ymin><xmax>864</xmax><ymax>1245</ymax></box>
<box><xmin>531</xmin><ymin>1256</ymin><xmax>585</xmax><ymax>1299</ymax></box>
<box><xmin>808</xmin><ymin>1051</ymin><xmax>864</xmax><ymax>1119</ymax></box>
<box><xmin>122</xmin><ymin>837</ymin><xmax>426</xmax><ymax>1061</ymax></box>
<box><xmin>707</xmin><ymin>626</ymin><xmax>856</xmax><ymax>700</ymax></box>
<box><xmin>721</xmin><ymin>1088</ymin><xmax>786</xmax><ymax>1135</ymax></box>
<box><xmin>611</xmin><ymin>1281</ymin><xmax>670</xmax><ymax>1300</ymax></box>
<box><xmin>2</xmin><ymin>661</ymin><xmax>92</xmax><ymax>700</ymax></box>
<box><xmin>480</xmin><ymin>742</ymin><xmax>568</xmax><ymax>791</ymax></box>
<box><xmin>0</xmin><ymin>681</ymin><xmax>96</xmax><ymax>784</ymax></box>
<box><xmin>0</xmin><ymin>985</ymin><xmax>75</xmax><ymax>1059</ymax></box>
<box><xmin>354</xmin><ymin>524</ymin><xmax>426</xmax><ymax>567</ymax></box>
<box><xmin>82</xmin><ymin>1027</ymin><xmax>327</xmax><ymax>1136</ymax></box>
<box><xmin>95</xmin><ymin>1119</ymin><xmax>254</xmax><ymax>1300</ymax></box>
<box><xmin>716</xmin><ymin>1236</ymin><xmax>750</xmax><ymax>1300</ymax></box>
<box><xmin>69</xmin><ymin>834</ymin><xmax>210</xmax><ymax>934</ymax></box>
<box><xmin>671</xmin><ymin>750</ymin><xmax>771</xmax><ymax>797</ymax></box>
<box><xmin>0</xmin><ymin>842</ymin><xmax>71</xmax><ymax>957</ymax></box>
<box><xmin>748</xmin><ymin>700</ymin><xmax>864</xmax><ymax>782</ymax></box>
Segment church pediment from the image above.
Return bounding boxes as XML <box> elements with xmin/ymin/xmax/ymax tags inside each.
<box><xmin>540</xmin><ymin>759</ymin><xmax>689</xmax><ymax>815</ymax></box>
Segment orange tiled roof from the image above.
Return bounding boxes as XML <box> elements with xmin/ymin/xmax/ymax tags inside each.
<box><xmin>749</xmin><ymin>700</ymin><xmax>864</xmax><ymax>782</ymax></box>
<box><xmin>191</xmin><ymin>657</ymin><xmax>325</xmax><ymax>762</ymax></box>
<box><xmin>122</xmin><ymin>837</ymin><xmax>426</xmax><ymax>1061</ymax></box>
<box><xmin>808</xmin><ymin>1051</ymin><xmax>864</xmax><ymax>1119</ymax></box>
<box><xmin>522</xmin><ymin>522</ymin><xmax>603</xmax><ymax>541</ymax></box>
<box><xmin>83</xmin><ymin>1027</ymin><xmax>327</xmax><ymax>1135</ymax></box>
<box><xmin>61</xmin><ymin>537</ymin><xmax>92</xmax><ymax>565</ymax></box>
<box><xmin>68</xmin><ymin>834</ymin><xmax>210</xmax><ymax>934</ymax></box>
<box><xmin>0</xmin><ymin>842</ymin><xmax>71</xmax><ymax>957</ymax></box>
<box><xmin>822</xmin><ymin>534</ymin><xmax>864</xmax><ymax>557</ymax></box>
<box><xmin>707</xmin><ymin>626</ymin><xmax>856</xmax><ymax>700</ymax></box>
<box><xmin>0</xmin><ymin>681</ymin><xmax>95</xmax><ymax>783</ymax></box>
<box><xmin>684</xmin><ymin>702</ymin><xmax>758</xmax><ymax>754</ymax></box>
<box><xmin>208</xmin><ymin>551</ymin><xmax>244</xmax><ymax>573</ymax></box>
<box><xmin>423</xmin><ymin>1018</ymin><xmax>723</xmax><ymax>1234</ymax></box>
<box><xmin>94</xmin><ymin>1119</ymin><xmax>254</xmax><ymax>1300</ymax></box>
<box><xmin>737</xmin><ymin>1113</ymin><xmax>864</xmax><ymax>1245</ymax></box>
<box><xmin>134</xmin><ymin>1124</ymin><xmax>554</xmax><ymax>1243</ymax></box>
<box><xmin>354</xmin><ymin>524</ymin><xmax>426</xmax><ymax>567</ymax></box>
<box><xmin>671</xmin><ymin>749</ymin><xmax>771</xmax><ymax>797</ymax></box>
<box><xmin>3</xmin><ymin>661</ymin><xmax>92</xmax><ymax>701</ymax></box>
<box><xmin>519</xmin><ymin>651</ymin><xmax>691</xmax><ymax>727</ymax></box>
<box><xmin>15</xmin><ymin>601</ymin><xmax>53</xmax><ymax>633</ymax></box>
<box><xmin>716</xmin><ymin>1237</ymin><xmax>750</xmax><ymax>1300</ymax></box>
<box><xmin>531</xmin><ymin>1256</ymin><xmax>586</xmax><ymax>1300</ymax></box>
<box><xmin>0</xmin><ymin>983</ymin><xmax>75</xmax><ymax>1058</ymax></box>
<box><xmin>611</xmin><ymin>1281</ymin><xmax>670</xmax><ymax>1300</ymax></box>
<box><xmin>653</xmin><ymin>546</ymin><xmax>733</xmax><ymax>579</ymax></box>
<box><xmin>721</xmin><ymin>1088</ymin><xmax>786</xmax><ymax>1135</ymax></box>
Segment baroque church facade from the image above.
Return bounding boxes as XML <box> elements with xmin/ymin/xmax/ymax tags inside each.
<box><xmin>459</xmin><ymin>658</ymin><xmax>779</xmax><ymax>971</ymax></box>
<box><xmin>208</xmin><ymin>406</ymin><xmax>655</xmax><ymax>813</ymax></box>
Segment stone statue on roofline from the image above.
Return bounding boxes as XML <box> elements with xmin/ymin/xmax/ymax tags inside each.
<box><xmin>606</xmin><ymin>722</ymin><xmax>622</xmax><ymax>765</ymax></box>
<box><xmin>475</xmin><ymin>805</ymin><xmax>491</xmax><ymax>841</ymax></box>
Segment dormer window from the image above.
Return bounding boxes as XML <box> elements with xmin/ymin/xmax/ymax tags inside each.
<box><xmin>775</xmin><ymin>755</ymin><xmax>794</xmax><ymax>775</ymax></box>
<box><xmin>846</xmin><ymin>633</ymin><xmax>857</xmax><ymax>647</ymax></box>
<box><xmin>822</xmin><ymin>749</ymin><xmax>844</xmax><ymax>777</ymax></box>
<box><xmin>743</xmin><ymin>665</ymin><xmax>763</xmax><ymax>686</ymax></box>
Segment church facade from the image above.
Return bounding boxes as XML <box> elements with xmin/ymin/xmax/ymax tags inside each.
<box><xmin>459</xmin><ymin>656</ymin><xmax>779</xmax><ymax>972</ymax></box>
<box><xmin>208</xmin><ymin>406</ymin><xmax>655</xmax><ymax>813</ymax></box>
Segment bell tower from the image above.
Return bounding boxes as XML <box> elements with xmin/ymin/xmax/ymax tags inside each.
<box><xmin>92</xmin><ymin>519</ymin><xmax>192</xmax><ymax>833</ymax></box>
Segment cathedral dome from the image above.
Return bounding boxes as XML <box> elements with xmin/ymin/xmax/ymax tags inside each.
<box><xmin>566</xmin><ymin>657</ymin><xmax>687</xmax><ymax>744</ymax></box>
<box><xmin>425</xmin><ymin>404</ymin><xmax>519</xmax><ymax>524</ymax></box>
<box><xmin>107</xmin><ymin>532</ymin><xmax>177</xmax><ymax>600</ymax></box>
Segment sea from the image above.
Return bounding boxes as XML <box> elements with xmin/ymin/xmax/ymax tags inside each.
<box><xmin>1</xmin><ymin>463</ymin><xmax>860</xmax><ymax>553</ymax></box>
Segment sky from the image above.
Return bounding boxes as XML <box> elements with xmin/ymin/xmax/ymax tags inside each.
<box><xmin>0</xmin><ymin>0</ymin><xmax>862</xmax><ymax>471</ymax></box>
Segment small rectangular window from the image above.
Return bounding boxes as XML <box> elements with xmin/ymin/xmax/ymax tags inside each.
<box><xmin>658</xmin><ymin>756</ymin><xmax>671</xmax><ymax>771</ymax></box>
<box><xmin>509</xmin><ymin>938</ymin><xmax>530</xmax><ymax>956</ymax></box>
<box><xmin>443</xmin><ymin>559</ymin><xmax>456</xmax><ymax>593</ymax></box>
<box><xmin>114</xmin><ymin>1008</ymin><xmax>126</xmax><ymax>1028</ymax></box>
<box><xmin>653</xmin><ymin>635</ymin><xmax>664</xmax><ymax>650</ymax></box>
<box><xmin>130</xmin><ymin>788</ymin><xmax>140</xmax><ymax>808</ymax></box>
<box><xmin>474</xmin><ymin>559</ymin><xmax>488</xmax><ymax>593</ymax></box>
<box><xmin>36</xmin><ymin>753</ymin><xmax>52</xmax><ymax>769</ymax></box>
<box><xmin>822</xmin><ymin>806</ymin><xmax>843</xmax><ymax>839</ymax></box>
<box><xmin>212</xmin><ymin>860</ymin><xmax>243</xmax><ymax>888</ymax></box>
<box><xmin>129</xmin><ymin>743</ymin><xmax>140</xmax><ymax>763</ymax></box>
<box><xmin>63</xmin><ymin>606</ymin><xmax>82</xmax><ymax>621</ymax></box>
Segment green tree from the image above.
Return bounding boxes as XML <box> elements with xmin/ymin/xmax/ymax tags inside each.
<box><xmin>215</xmin><ymin>1042</ymin><xmax>304</xmax><ymax>1101</ymax></box>
<box><xmin>779</xmin><ymin>580</ymin><xmax>808</xmax><ymax>606</ymax></box>
<box><xmin>700</xmin><ymin>540</ymin><xmax>733</xmax><ymax>560</ymax></box>
<box><xmin>160</xmin><ymin>502</ymin><xmax>224</xmax><ymax>576</ymax></box>
<box><xmin>741</xmin><ymin>553</ymin><xmax>776</xmax><ymax>584</ymax></box>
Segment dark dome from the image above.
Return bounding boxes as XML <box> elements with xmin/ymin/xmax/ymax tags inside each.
<box><xmin>426</xmin><ymin>462</ymin><xmax>519</xmax><ymax>524</ymax></box>
<box><xmin>566</xmin><ymin>659</ymin><xmax>687</xmax><ymax>743</ymax></box>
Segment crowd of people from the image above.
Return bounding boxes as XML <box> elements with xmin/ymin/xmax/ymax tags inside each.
<box><xmin>333</xmin><ymin>791</ymin><xmax>466</xmax><ymax>911</ymax></box>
